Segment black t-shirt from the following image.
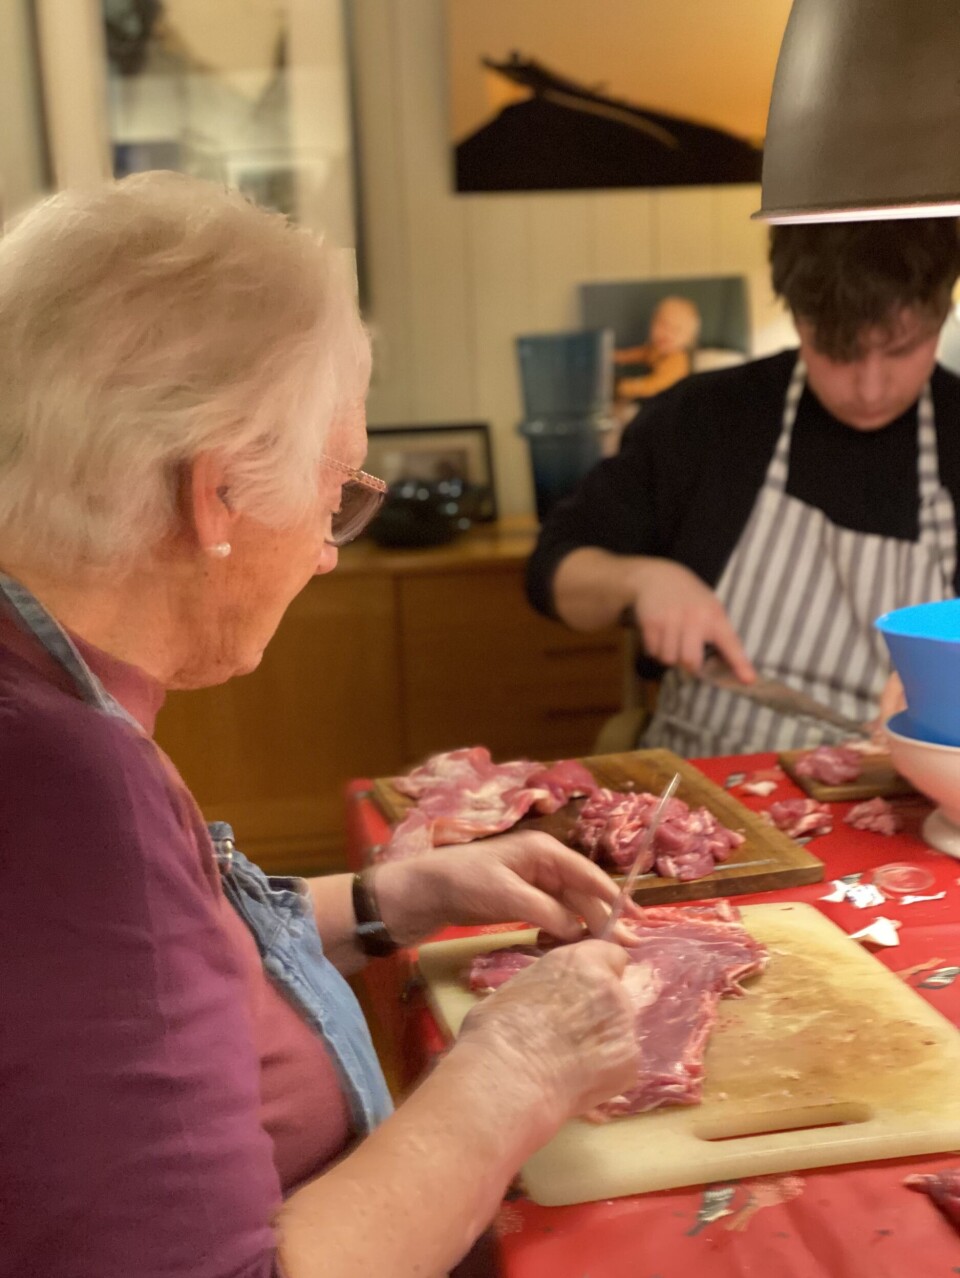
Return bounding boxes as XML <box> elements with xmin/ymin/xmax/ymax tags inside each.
<box><xmin>526</xmin><ymin>349</ymin><xmax>960</xmax><ymax>619</ymax></box>
<box><xmin>789</xmin><ymin>387</ymin><xmax>925</xmax><ymax>539</ymax></box>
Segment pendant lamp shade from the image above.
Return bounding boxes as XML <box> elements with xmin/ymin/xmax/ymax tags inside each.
<box><xmin>756</xmin><ymin>0</ymin><xmax>960</xmax><ymax>223</ymax></box>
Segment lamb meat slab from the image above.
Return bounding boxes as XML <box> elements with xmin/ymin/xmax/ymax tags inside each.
<box><xmin>793</xmin><ymin>744</ymin><xmax>863</xmax><ymax>786</ymax></box>
<box><xmin>393</xmin><ymin>746</ymin><xmax>532</xmax><ymax>801</ymax></box>
<box><xmin>526</xmin><ymin>759</ymin><xmax>599</xmax><ymax>814</ymax></box>
<box><xmin>600</xmin><ymin>903</ymin><xmax>768</xmax><ymax>1115</ymax></box>
<box><xmin>463</xmin><ymin>902</ymin><xmax>768</xmax><ymax>1117</ymax></box>
<box><xmin>381</xmin><ymin>748</ymin><xmax>598</xmax><ymax>859</ymax></box>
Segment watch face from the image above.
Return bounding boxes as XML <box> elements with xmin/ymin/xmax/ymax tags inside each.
<box><xmin>356</xmin><ymin>920</ymin><xmax>399</xmax><ymax>957</ymax></box>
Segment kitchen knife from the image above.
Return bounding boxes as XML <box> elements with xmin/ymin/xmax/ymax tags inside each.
<box><xmin>691</xmin><ymin>654</ymin><xmax>869</xmax><ymax>736</ymax></box>
<box><xmin>599</xmin><ymin>771</ymin><xmax>680</xmax><ymax>941</ymax></box>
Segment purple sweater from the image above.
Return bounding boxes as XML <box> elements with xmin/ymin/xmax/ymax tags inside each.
<box><xmin>0</xmin><ymin>616</ymin><xmax>337</xmax><ymax>1276</ymax></box>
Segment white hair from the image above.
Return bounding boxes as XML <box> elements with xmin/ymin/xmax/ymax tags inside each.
<box><xmin>0</xmin><ymin>170</ymin><xmax>371</xmax><ymax>571</ymax></box>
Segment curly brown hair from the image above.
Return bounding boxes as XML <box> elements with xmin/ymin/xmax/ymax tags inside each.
<box><xmin>769</xmin><ymin>219</ymin><xmax>960</xmax><ymax>361</ymax></box>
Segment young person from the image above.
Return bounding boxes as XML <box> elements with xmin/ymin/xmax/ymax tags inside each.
<box><xmin>527</xmin><ymin>219</ymin><xmax>960</xmax><ymax>756</ymax></box>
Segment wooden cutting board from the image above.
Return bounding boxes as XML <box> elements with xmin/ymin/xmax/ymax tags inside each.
<box><xmin>778</xmin><ymin>749</ymin><xmax>917</xmax><ymax>801</ymax></box>
<box><xmin>372</xmin><ymin>748</ymin><xmax>824</xmax><ymax>904</ymax></box>
<box><xmin>419</xmin><ymin>902</ymin><xmax>960</xmax><ymax>1205</ymax></box>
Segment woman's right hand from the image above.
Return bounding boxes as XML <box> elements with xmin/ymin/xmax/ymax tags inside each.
<box><xmin>627</xmin><ymin>557</ymin><xmax>755</xmax><ymax>682</ymax></box>
<box><xmin>456</xmin><ymin>940</ymin><xmax>640</xmax><ymax>1124</ymax></box>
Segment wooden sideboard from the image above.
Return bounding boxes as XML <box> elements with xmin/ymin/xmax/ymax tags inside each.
<box><xmin>154</xmin><ymin>517</ymin><xmax>626</xmax><ymax>875</ymax></box>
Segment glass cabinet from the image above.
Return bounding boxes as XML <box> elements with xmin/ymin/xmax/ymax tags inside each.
<box><xmin>31</xmin><ymin>0</ymin><xmax>357</xmax><ymax>247</ymax></box>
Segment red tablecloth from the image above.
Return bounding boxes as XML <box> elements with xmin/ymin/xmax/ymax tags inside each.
<box><xmin>345</xmin><ymin>754</ymin><xmax>960</xmax><ymax>1277</ymax></box>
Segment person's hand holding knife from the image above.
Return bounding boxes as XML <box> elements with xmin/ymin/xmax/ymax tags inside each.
<box><xmin>625</xmin><ymin>557</ymin><xmax>756</xmax><ymax>683</ymax></box>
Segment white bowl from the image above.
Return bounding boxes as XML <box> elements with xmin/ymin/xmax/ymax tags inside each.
<box><xmin>885</xmin><ymin>712</ymin><xmax>960</xmax><ymax>859</ymax></box>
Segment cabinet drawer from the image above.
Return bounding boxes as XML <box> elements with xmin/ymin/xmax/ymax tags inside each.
<box><xmin>399</xmin><ymin>569</ymin><xmax>623</xmax><ymax>762</ymax></box>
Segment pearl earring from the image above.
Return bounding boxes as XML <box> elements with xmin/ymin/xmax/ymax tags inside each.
<box><xmin>209</xmin><ymin>542</ymin><xmax>232</xmax><ymax>558</ymax></box>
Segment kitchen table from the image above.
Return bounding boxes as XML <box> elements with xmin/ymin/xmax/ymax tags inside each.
<box><xmin>344</xmin><ymin>753</ymin><xmax>960</xmax><ymax>1276</ymax></box>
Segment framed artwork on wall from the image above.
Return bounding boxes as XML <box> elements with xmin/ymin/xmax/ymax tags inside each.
<box><xmin>34</xmin><ymin>1</ymin><xmax>366</xmax><ymax>296</ymax></box>
<box><xmin>445</xmin><ymin>0</ymin><xmax>793</xmax><ymax>193</ymax></box>
<box><xmin>366</xmin><ymin>422</ymin><xmax>498</xmax><ymax>523</ymax></box>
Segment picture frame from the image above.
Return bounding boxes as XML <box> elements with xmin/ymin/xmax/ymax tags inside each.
<box><xmin>365</xmin><ymin>423</ymin><xmax>498</xmax><ymax>522</ymax></box>
<box><xmin>444</xmin><ymin>0</ymin><xmax>793</xmax><ymax>194</ymax></box>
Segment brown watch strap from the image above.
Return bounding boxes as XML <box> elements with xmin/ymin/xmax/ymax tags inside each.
<box><xmin>352</xmin><ymin>870</ymin><xmax>400</xmax><ymax>956</ymax></box>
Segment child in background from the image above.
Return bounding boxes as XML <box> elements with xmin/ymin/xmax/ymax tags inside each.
<box><xmin>614</xmin><ymin>295</ymin><xmax>702</xmax><ymax>401</ymax></box>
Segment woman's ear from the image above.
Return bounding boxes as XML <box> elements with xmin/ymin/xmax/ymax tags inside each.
<box><xmin>184</xmin><ymin>452</ymin><xmax>235</xmax><ymax>555</ymax></box>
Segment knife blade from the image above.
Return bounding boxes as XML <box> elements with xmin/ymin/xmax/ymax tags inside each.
<box><xmin>691</xmin><ymin>655</ymin><xmax>868</xmax><ymax>736</ymax></box>
<box><xmin>599</xmin><ymin>771</ymin><xmax>681</xmax><ymax>941</ymax></box>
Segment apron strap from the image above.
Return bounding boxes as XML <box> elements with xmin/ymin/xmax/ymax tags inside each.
<box><xmin>763</xmin><ymin>358</ymin><xmax>807</xmax><ymax>495</ymax></box>
<box><xmin>0</xmin><ymin>571</ymin><xmax>141</xmax><ymax>730</ymax></box>
<box><xmin>916</xmin><ymin>386</ymin><xmax>956</xmax><ymax>590</ymax></box>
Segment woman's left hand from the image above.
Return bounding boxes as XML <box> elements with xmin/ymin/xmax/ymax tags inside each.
<box><xmin>372</xmin><ymin>830</ymin><xmax>638</xmax><ymax>947</ymax></box>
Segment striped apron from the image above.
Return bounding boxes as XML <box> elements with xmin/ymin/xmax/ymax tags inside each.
<box><xmin>643</xmin><ymin>359</ymin><xmax>957</xmax><ymax>757</ymax></box>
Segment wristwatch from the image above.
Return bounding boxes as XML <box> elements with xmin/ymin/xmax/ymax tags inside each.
<box><xmin>352</xmin><ymin>870</ymin><xmax>400</xmax><ymax>957</ymax></box>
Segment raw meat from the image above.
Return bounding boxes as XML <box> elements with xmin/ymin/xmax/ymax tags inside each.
<box><xmin>573</xmin><ymin>789</ymin><xmax>745</xmax><ymax>882</ymax></box>
<box><xmin>382</xmin><ymin>807</ymin><xmax>434</xmax><ymax>860</ymax></box>
<box><xmin>381</xmin><ymin>747</ymin><xmax>597</xmax><ymax>860</ymax></box>
<box><xmin>794</xmin><ymin>745</ymin><xmax>862</xmax><ymax>786</ymax></box>
<box><xmin>764</xmin><ymin>798</ymin><xmax>833</xmax><ymax>840</ymax></box>
<box><xmin>466</xmin><ymin>946</ymin><xmax>543</xmax><ymax>993</ymax></box>
<box><xmin>393</xmin><ymin>747</ymin><xmax>529</xmax><ymax>800</ymax></box>
<box><xmin>844</xmin><ymin>797</ymin><xmax>902</xmax><ymax>835</ymax></box>
<box><xmin>527</xmin><ymin>759</ymin><xmax>599</xmax><ymax>814</ymax></box>
<box><xmin>905</xmin><ymin>1168</ymin><xmax>960</xmax><ymax>1230</ymax></box>
<box><xmin>463</xmin><ymin>902</ymin><xmax>768</xmax><ymax>1117</ymax></box>
<box><xmin>602</xmin><ymin>902</ymin><xmax>769</xmax><ymax>1115</ymax></box>
<box><xmin>741</xmin><ymin>779</ymin><xmax>777</xmax><ymax>796</ymax></box>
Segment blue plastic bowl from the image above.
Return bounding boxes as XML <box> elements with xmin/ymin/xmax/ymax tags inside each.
<box><xmin>875</xmin><ymin>599</ymin><xmax>960</xmax><ymax>746</ymax></box>
<box><xmin>885</xmin><ymin>708</ymin><xmax>960</xmax><ymax>747</ymax></box>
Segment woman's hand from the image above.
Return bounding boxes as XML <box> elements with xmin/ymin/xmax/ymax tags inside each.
<box><xmin>278</xmin><ymin>939</ymin><xmax>642</xmax><ymax>1276</ymax></box>
<box><xmin>627</xmin><ymin>557</ymin><xmax>755</xmax><ymax>682</ymax></box>
<box><xmin>455</xmin><ymin>938</ymin><xmax>641</xmax><ymax>1123</ymax></box>
<box><xmin>372</xmin><ymin>830</ymin><xmax>638</xmax><ymax>947</ymax></box>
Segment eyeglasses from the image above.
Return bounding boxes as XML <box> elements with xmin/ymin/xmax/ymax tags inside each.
<box><xmin>320</xmin><ymin>455</ymin><xmax>388</xmax><ymax>546</ymax></box>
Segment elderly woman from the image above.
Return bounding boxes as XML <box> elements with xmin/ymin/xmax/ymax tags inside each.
<box><xmin>0</xmin><ymin>173</ymin><xmax>639</xmax><ymax>1277</ymax></box>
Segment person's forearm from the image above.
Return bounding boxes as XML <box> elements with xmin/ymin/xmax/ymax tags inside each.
<box><xmin>305</xmin><ymin>874</ymin><xmax>367</xmax><ymax>974</ymax></box>
<box><xmin>304</xmin><ymin>869</ymin><xmax>433</xmax><ymax>975</ymax></box>
<box><xmin>614</xmin><ymin>342</ymin><xmax>653</xmax><ymax>363</ymax></box>
<box><xmin>618</xmin><ymin>352</ymin><xmax>690</xmax><ymax>399</ymax></box>
<box><xmin>276</xmin><ymin>1040</ymin><xmax>555</xmax><ymax>1278</ymax></box>
<box><xmin>552</xmin><ymin>547</ymin><xmax>650</xmax><ymax>632</ymax></box>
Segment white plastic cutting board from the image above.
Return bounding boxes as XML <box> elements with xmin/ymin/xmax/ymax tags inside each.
<box><xmin>418</xmin><ymin>903</ymin><xmax>960</xmax><ymax>1206</ymax></box>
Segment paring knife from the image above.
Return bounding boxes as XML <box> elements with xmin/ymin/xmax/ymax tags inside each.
<box><xmin>599</xmin><ymin>771</ymin><xmax>681</xmax><ymax>941</ymax></box>
<box><xmin>691</xmin><ymin>654</ymin><xmax>868</xmax><ymax>737</ymax></box>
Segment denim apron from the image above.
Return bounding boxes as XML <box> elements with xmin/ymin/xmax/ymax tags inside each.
<box><xmin>0</xmin><ymin>572</ymin><xmax>392</xmax><ymax>1136</ymax></box>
